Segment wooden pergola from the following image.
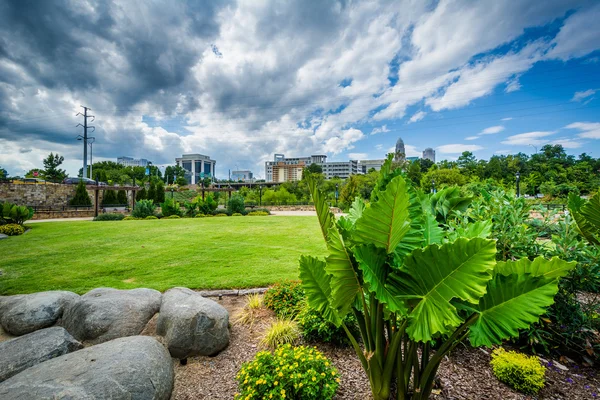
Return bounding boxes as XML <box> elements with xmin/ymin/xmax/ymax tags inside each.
<box><xmin>89</xmin><ymin>185</ymin><xmax>140</xmax><ymax>218</ymax></box>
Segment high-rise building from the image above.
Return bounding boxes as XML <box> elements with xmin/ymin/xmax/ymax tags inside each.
<box><xmin>358</xmin><ymin>159</ymin><xmax>386</xmax><ymax>173</ymax></box>
<box><xmin>176</xmin><ymin>154</ymin><xmax>216</xmax><ymax>185</ymax></box>
<box><xmin>265</xmin><ymin>154</ymin><xmax>358</xmax><ymax>181</ymax></box>
<box><xmin>231</xmin><ymin>170</ymin><xmax>254</xmax><ymax>181</ymax></box>
<box><xmin>117</xmin><ymin>156</ymin><xmax>151</xmax><ymax>167</ymax></box>
<box><xmin>395</xmin><ymin>138</ymin><xmax>406</xmax><ymax>162</ymax></box>
<box><xmin>422</xmin><ymin>147</ymin><xmax>436</xmax><ymax>163</ymax></box>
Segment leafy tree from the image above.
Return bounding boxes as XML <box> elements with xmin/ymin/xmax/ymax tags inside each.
<box><xmin>102</xmin><ymin>190</ymin><xmax>118</xmax><ymax>206</ymax></box>
<box><xmin>69</xmin><ymin>180</ymin><xmax>92</xmax><ymax>206</ymax></box>
<box><xmin>227</xmin><ymin>194</ymin><xmax>245</xmax><ymax>214</ymax></box>
<box><xmin>305</xmin><ymin>163</ymin><xmax>323</xmax><ymax>174</ymax></box>
<box><xmin>418</xmin><ymin>158</ymin><xmax>434</xmax><ymax>173</ymax></box>
<box><xmin>155</xmin><ymin>180</ymin><xmax>165</xmax><ymax>203</ymax></box>
<box><xmin>136</xmin><ymin>186</ymin><xmax>147</xmax><ymax>201</ymax></box>
<box><xmin>420</xmin><ymin>168</ymin><xmax>467</xmax><ymax>191</ymax></box>
<box><xmin>300</xmin><ymin>156</ymin><xmax>574</xmax><ymax>400</ymax></box>
<box><xmin>117</xmin><ymin>190</ymin><xmax>128</xmax><ymax>205</ymax></box>
<box><xmin>43</xmin><ymin>153</ymin><xmax>67</xmax><ymax>182</ymax></box>
<box><xmin>25</xmin><ymin>168</ymin><xmax>44</xmax><ymax>179</ymax></box>
<box><xmin>457</xmin><ymin>151</ymin><xmax>477</xmax><ymax>176</ymax></box>
<box><xmin>147</xmin><ymin>182</ymin><xmax>157</xmax><ymax>204</ymax></box>
<box><xmin>406</xmin><ymin>160</ymin><xmax>421</xmax><ymax>187</ymax></box>
<box><xmin>0</xmin><ymin>166</ymin><xmax>6</xmax><ymax>179</ymax></box>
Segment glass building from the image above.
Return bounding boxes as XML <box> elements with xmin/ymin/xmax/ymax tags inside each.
<box><xmin>175</xmin><ymin>154</ymin><xmax>216</xmax><ymax>185</ymax></box>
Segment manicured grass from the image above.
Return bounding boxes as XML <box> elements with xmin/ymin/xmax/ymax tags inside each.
<box><xmin>0</xmin><ymin>217</ymin><xmax>327</xmax><ymax>295</ymax></box>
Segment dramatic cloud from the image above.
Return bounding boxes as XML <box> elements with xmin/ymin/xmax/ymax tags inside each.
<box><xmin>436</xmin><ymin>144</ymin><xmax>484</xmax><ymax>154</ymax></box>
<box><xmin>566</xmin><ymin>122</ymin><xmax>600</xmax><ymax>139</ymax></box>
<box><xmin>546</xmin><ymin>2</ymin><xmax>600</xmax><ymax>60</ymax></box>
<box><xmin>501</xmin><ymin>131</ymin><xmax>556</xmax><ymax>146</ymax></box>
<box><xmin>408</xmin><ymin>111</ymin><xmax>426</xmax><ymax>124</ymax></box>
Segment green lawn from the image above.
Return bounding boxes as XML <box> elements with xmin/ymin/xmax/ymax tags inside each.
<box><xmin>0</xmin><ymin>217</ymin><xmax>327</xmax><ymax>295</ymax></box>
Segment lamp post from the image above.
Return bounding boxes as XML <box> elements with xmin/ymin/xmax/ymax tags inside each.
<box><xmin>171</xmin><ymin>187</ymin><xmax>174</xmax><ymax>199</ymax></box>
<box><xmin>516</xmin><ymin>171</ymin><xmax>521</xmax><ymax>198</ymax></box>
<box><xmin>259</xmin><ymin>185</ymin><xmax>263</xmax><ymax>206</ymax></box>
<box><xmin>431</xmin><ymin>179</ymin><xmax>436</xmax><ymax>194</ymax></box>
<box><xmin>77</xmin><ymin>136</ymin><xmax>95</xmax><ymax>179</ymax></box>
<box><xmin>335</xmin><ymin>183</ymin><xmax>339</xmax><ymax>207</ymax></box>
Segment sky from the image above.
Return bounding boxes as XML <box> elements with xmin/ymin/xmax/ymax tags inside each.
<box><xmin>1</xmin><ymin>0</ymin><xmax>600</xmax><ymax>179</ymax></box>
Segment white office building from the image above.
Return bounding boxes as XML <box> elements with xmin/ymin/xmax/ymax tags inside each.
<box><xmin>117</xmin><ymin>156</ymin><xmax>151</xmax><ymax>167</ymax></box>
<box><xmin>358</xmin><ymin>159</ymin><xmax>386</xmax><ymax>173</ymax></box>
<box><xmin>176</xmin><ymin>154</ymin><xmax>216</xmax><ymax>185</ymax></box>
<box><xmin>231</xmin><ymin>170</ymin><xmax>254</xmax><ymax>181</ymax></box>
<box><xmin>265</xmin><ymin>154</ymin><xmax>358</xmax><ymax>181</ymax></box>
<box><xmin>422</xmin><ymin>148</ymin><xmax>436</xmax><ymax>163</ymax></box>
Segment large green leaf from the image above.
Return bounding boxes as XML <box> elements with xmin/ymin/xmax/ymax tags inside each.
<box><xmin>388</xmin><ymin>238</ymin><xmax>497</xmax><ymax>342</ymax></box>
<box><xmin>430</xmin><ymin>187</ymin><xmax>472</xmax><ymax>222</ymax></box>
<box><xmin>469</xmin><ymin>256</ymin><xmax>576</xmax><ymax>347</ymax></box>
<box><xmin>568</xmin><ymin>192</ymin><xmax>600</xmax><ymax>245</ymax></box>
<box><xmin>325</xmin><ymin>225</ymin><xmax>361</xmax><ymax>319</ymax></box>
<box><xmin>354</xmin><ymin>174</ymin><xmax>412</xmax><ymax>254</ymax></box>
<box><xmin>447</xmin><ymin>220</ymin><xmax>492</xmax><ymax>242</ymax></box>
<box><xmin>299</xmin><ymin>255</ymin><xmax>340</xmax><ymax>325</ymax></box>
<box><xmin>337</xmin><ymin>197</ymin><xmax>365</xmax><ymax>239</ymax></box>
<box><xmin>353</xmin><ymin>244</ymin><xmax>407</xmax><ymax>314</ymax></box>
<box><xmin>423</xmin><ymin>212</ymin><xmax>444</xmax><ymax>245</ymax></box>
<box><xmin>306</xmin><ymin>174</ymin><xmax>334</xmax><ymax>242</ymax></box>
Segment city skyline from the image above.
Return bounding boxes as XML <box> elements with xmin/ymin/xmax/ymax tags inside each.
<box><xmin>0</xmin><ymin>1</ymin><xmax>599</xmax><ymax>177</ymax></box>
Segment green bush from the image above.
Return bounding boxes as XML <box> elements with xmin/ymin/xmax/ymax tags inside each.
<box><xmin>70</xmin><ymin>179</ymin><xmax>92</xmax><ymax>206</ymax></box>
<box><xmin>194</xmin><ymin>214</ymin><xmax>206</xmax><ymax>218</ymax></box>
<box><xmin>155</xmin><ymin>181</ymin><xmax>165</xmax><ymax>204</ymax></box>
<box><xmin>163</xmin><ymin>215</ymin><xmax>181</xmax><ymax>219</ymax></box>
<box><xmin>102</xmin><ymin>190</ymin><xmax>117</xmax><ymax>206</ymax></box>
<box><xmin>232</xmin><ymin>213</ymin><xmax>243</xmax><ymax>216</ymax></box>
<box><xmin>491</xmin><ymin>348</ymin><xmax>545</xmax><ymax>394</ymax></box>
<box><xmin>227</xmin><ymin>194</ymin><xmax>245</xmax><ymax>214</ymax></box>
<box><xmin>145</xmin><ymin>215</ymin><xmax>158</xmax><ymax>220</ymax></box>
<box><xmin>248</xmin><ymin>211</ymin><xmax>269</xmax><ymax>216</ymax></box>
<box><xmin>136</xmin><ymin>187</ymin><xmax>147</xmax><ymax>201</ymax></box>
<box><xmin>132</xmin><ymin>199</ymin><xmax>156</xmax><ymax>218</ymax></box>
<box><xmin>123</xmin><ymin>216</ymin><xmax>140</xmax><ymax>220</ymax></box>
<box><xmin>161</xmin><ymin>198</ymin><xmax>183</xmax><ymax>217</ymax></box>
<box><xmin>297</xmin><ymin>303</ymin><xmax>358</xmax><ymax>346</ymax></box>
<box><xmin>215</xmin><ymin>213</ymin><xmax>228</xmax><ymax>217</ymax></box>
<box><xmin>0</xmin><ymin>223</ymin><xmax>25</xmax><ymax>236</ymax></box>
<box><xmin>235</xmin><ymin>344</ymin><xmax>339</xmax><ymax>400</ymax></box>
<box><xmin>264</xmin><ymin>280</ymin><xmax>305</xmax><ymax>318</ymax></box>
<box><xmin>1</xmin><ymin>202</ymin><xmax>34</xmax><ymax>225</ymax></box>
<box><xmin>117</xmin><ymin>189</ymin><xmax>128</xmax><ymax>205</ymax></box>
<box><xmin>93</xmin><ymin>213</ymin><xmax>125</xmax><ymax>221</ymax></box>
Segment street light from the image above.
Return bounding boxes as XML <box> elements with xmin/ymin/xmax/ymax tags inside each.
<box><xmin>171</xmin><ymin>187</ymin><xmax>174</xmax><ymax>199</ymax></box>
<box><xmin>335</xmin><ymin>184</ymin><xmax>339</xmax><ymax>207</ymax></box>
<box><xmin>516</xmin><ymin>171</ymin><xmax>521</xmax><ymax>198</ymax></box>
<box><xmin>431</xmin><ymin>179</ymin><xmax>436</xmax><ymax>194</ymax></box>
<box><xmin>77</xmin><ymin>136</ymin><xmax>95</xmax><ymax>179</ymax></box>
<box><xmin>259</xmin><ymin>185</ymin><xmax>263</xmax><ymax>206</ymax></box>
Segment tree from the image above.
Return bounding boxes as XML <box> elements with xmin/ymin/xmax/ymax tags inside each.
<box><xmin>147</xmin><ymin>182</ymin><xmax>157</xmax><ymax>204</ymax></box>
<box><xmin>300</xmin><ymin>156</ymin><xmax>574</xmax><ymax>400</ymax></box>
<box><xmin>305</xmin><ymin>163</ymin><xmax>323</xmax><ymax>174</ymax></box>
<box><xmin>457</xmin><ymin>151</ymin><xmax>477</xmax><ymax>176</ymax></box>
<box><xmin>0</xmin><ymin>166</ymin><xmax>6</xmax><ymax>179</ymax></box>
<box><xmin>155</xmin><ymin>180</ymin><xmax>165</xmax><ymax>204</ymax></box>
<box><xmin>136</xmin><ymin>186</ymin><xmax>147</xmax><ymax>201</ymax></box>
<box><xmin>43</xmin><ymin>153</ymin><xmax>67</xmax><ymax>182</ymax></box>
<box><xmin>418</xmin><ymin>158</ymin><xmax>434</xmax><ymax>173</ymax></box>
<box><xmin>117</xmin><ymin>190</ymin><xmax>128</xmax><ymax>205</ymax></box>
<box><xmin>25</xmin><ymin>168</ymin><xmax>44</xmax><ymax>179</ymax></box>
<box><xmin>406</xmin><ymin>160</ymin><xmax>422</xmax><ymax>187</ymax></box>
<box><xmin>102</xmin><ymin>190</ymin><xmax>117</xmax><ymax>206</ymax></box>
<box><xmin>70</xmin><ymin>180</ymin><xmax>92</xmax><ymax>206</ymax></box>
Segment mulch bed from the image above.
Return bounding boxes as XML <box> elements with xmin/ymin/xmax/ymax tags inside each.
<box><xmin>156</xmin><ymin>296</ymin><xmax>600</xmax><ymax>400</ymax></box>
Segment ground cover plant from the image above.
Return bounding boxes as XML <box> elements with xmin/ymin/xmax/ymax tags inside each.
<box><xmin>0</xmin><ymin>217</ymin><xmax>326</xmax><ymax>294</ymax></box>
<box><xmin>299</xmin><ymin>155</ymin><xmax>574</xmax><ymax>400</ymax></box>
<box><xmin>490</xmin><ymin>348</ymin><xmax>546</xmax><ymax>395</ymax></box>
<box><xmin>93</xmin><ymin>213</ymin><xmax>125</xmax><ymax>221</ymax></box>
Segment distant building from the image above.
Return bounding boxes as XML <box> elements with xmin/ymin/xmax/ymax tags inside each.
<box><xmin>422</xmin><ymin>147</ymin><xmax>436</xmax><ymax>163</ymax></box>
<box><xmin>117</xmin><ymin>156</ymin><xmax>151</xmax><ymax>167</ymax></box>
<box><xmin>406</xmin><ymin>156</ymin><xmax>419</xmax><ymax>162</ymax></box>
<box><xmin>358</xmin><ymin>159</ymin><xmax>386</xmax><ymax>173</ymax></box>
<box><xmin>265</xmin><ymin>154</ymin><xmax>358</xmax><ymax>182</ymax></box>
<box><xmin>394</xmin><ymin>138</ymin><xmax>406</xmax><ymax>162</ymax></box>
<box><xmin>231</xmin><ymin>170</ymin><xmax>254</xmax><ymax>181</ymax></box>
<box><xmin>176</xmin><ymin>154</ymin><xmax>216</xmax><ymax>185</ymax></box>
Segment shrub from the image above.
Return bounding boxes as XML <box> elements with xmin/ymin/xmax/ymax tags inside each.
<box><xmin>264</xmin><ymin>280</ymin><xmax>305</xmax><ymax>318</ymax></box>
<box><xmin>297</xmin><ymin>303</ymin><xmax>358</xmax><ymax>346</ymax></box>
<box><xmin>261</xmin><ymin>319</ymin><xmax>301</xmax><ymax>349</ymax></box>
<box><xmin>70</xmin><ymin>179</ymin><xmax>92</xmax><ymax>206</ymax></box>
<box><xmin>235</xmin><ymin>344</ymin><xmax>339</xmax><ymax>400</ymax></box>
<box><xmin>235</xmin><ymin>294</ymin><xmax>264</xmax><ymax>328</ymax></box>
<box><xmin>227</xmin><ymin>194</ymin><xmax>245</xmax><ymax>214</ymax></box>
<box><xmin>232</xmin><ymin>213</ymin><xmax>243</xmax><ymax>216</ymax></box>
<box><xmin>117</xmin><ymin>189</ymin><xmax>128</xmax><ymax>205</ymax></box>
<box><xmin>147</xmin><ymin>182</ymin><xmax>156</xmax><ymax>204</ymax></box>
<box><xmin>491</xmin><ymin>348</ymin><xmax>545</xmax><ymax>394</ymax></box>
<box><xmin>94</xmin><ymin>213</ymin><xmax>125</xmax><ymax>221</ymax></box>
<box><xmin>123</xmin><ymin>216</ymin><xmax>140</xmax><ymax>220</ymax></box>
<box><xmin>215</xmin><ymin>213</ymin><xmax>228</xmax><ymax>217</ymax></box>
<box><xmin>0</xmin><ymin>223</ymin><xmax>25</xmax><ymax>236</ymax></box>
<box><xmin>195</xmin><ymin>214</ymin><xmax>206</xmax><ymax>218</ymax></box>
<box><xmin>248</xmin><ymin>211</ymin><xmax>269</xmax><ymax>216</ymax></box>
<box><xmin>161</xmin><ymin>198</ymin><xmax>183</xmax><ymax>217</ymax></box>
<box><xmin>136</xmin><ymin>187</ymin><xmax>147</xmax><ymax>201</ymax></box>
<box><xmin>132</xmin><ymin>199</ymin><xmax>156</xmax><ymax>218</ymax></box>
<box><xmin>145</xmin><ymin>215</ymin><xmax>158</xmax><ymax>220</ymax></box>
<box><xmin>102</xmin><ymin>190</ymin><xmax>117</xmax><ymax>206</ymax></box>
<box><xmin>163</xmin><ymin>215</ymin><xmax>181</xmax><ymax>219</ymax></box>
<box><xmin>1</xmin><ymin>202</ymin><xmax>34</xmax><ymax>225</ymax></box>
<box><xmin>155</xmin><ymin>181</ymin><xmax>165</xmax><ymax>204</ymax></box>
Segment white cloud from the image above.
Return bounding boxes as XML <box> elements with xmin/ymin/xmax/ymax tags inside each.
<box><xmin>375</xmin><ymin>144</ymin><xmax>384</xmax><ymax>150</ymax></box>
<box><xmin>348</xmin><ymin>152</ymin><xmax>369</xmax><ymax>160</ymax></box>
<box><xmin>501</xmin><ymin>131</ymin><xmax>556</xmax><ymax>146</ymax></box>
<box><xmin>565</xmin><ymin>122</ymin><xmax>600</xmax><ymax>139</ymax></box>
<box><xmin>323</xmin><ymin>128</ymin><xmax>365</xmax><ymax>154</ymax></box>
<box><xmin>546</xmin><ymin>3</ymin><xmax>600</xmax><ymax>61</ymax></box>
<box><xmin>436</xmin><ymin>144</ymin><xmax>483</xmax><ymax>154</ymax></box>
<box><xmin>501</xmin><ymin>117</ymin><xmax>513</xmax><ymax>121</ymax></box>
<box><xmin>480</xmin><ymin>125</ymin><xmax>505</xmax><ymax>135</ymax></box>
<box><xmin>408</xmin><ymin>111</ymin><xmax>426</xmax><ymax>124</ymax></box>
<box><xmin>571</xmin><ymin>89</ymin><xmax>597</xmax><ymax>103</ymax></box>
<box><xmin>495</xmin><ymin>149</ymin><xmax>511</xmax><ymax>155</ymax></box>
<box><xmin>550</xmin><ymin>138</ymin><xmax>583</xmax><ymax>149</ymax></box>
<box><xmin>465</xmin><ymin>136</ymin><xmax>479</xmax><ymax>140</ymax></box>
<box><xmin>371</xmin><ymin>125</ymin><xmax>390</xmax><ymax>135</ymax></box>
<box><xmin>386</xmin><ymin>144</ymin><xmax>420</xmax><ymax>157</ymax></box>
<box><xmin>505</xmin><ymin>76</ymin><xmax>521</xmax><ymax>93</ymax></box>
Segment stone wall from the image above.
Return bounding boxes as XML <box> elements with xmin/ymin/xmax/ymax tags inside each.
<box><xmin>31</xmin><ymin>210</ymin><xmax>96</xmax><ymax>220</ymax></box>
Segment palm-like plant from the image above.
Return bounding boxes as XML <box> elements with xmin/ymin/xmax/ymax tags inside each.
<box><xmin>569</xmin><ymin>191</ymin><xmax>600</xmax><ymax>245</ymax></box>
<box><xmin>300</xmin><ymin>156</ymin><xmax>574</xmax><ymax>400</ymax></box>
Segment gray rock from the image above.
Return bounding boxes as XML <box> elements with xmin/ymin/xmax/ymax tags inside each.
<box><xmin>0</xmin><ymin>291</ymin><xmax>79</xmax><ymax>336</ymax></box>
<box><xmin>0</xmin><ymin>326</ymin><xmax>82</xmax><ymax>382</ymax></box>
<box><xmin>0</xmin><ymin>336</ymin><xmax>173</xmax><ymax>400</ymax></box>
<box><xmin>62</xmin><ymin>288</ymin><xmax>161</xmax><ymax>343</ymax></box>
<box><xmin>0</xmin><ymin>234</ymin><xmax>8</xmax><ymax>240</ymax></box>
<box><xmin>157</xmin><ymin>287</ymin><xmax>229</xmax><ymax>358</ymax></box>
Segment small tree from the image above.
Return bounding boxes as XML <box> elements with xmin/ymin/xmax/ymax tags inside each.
<box><xmin>132</xmin><ymin>199</ymin><xmax>156</xmax><ymax>218</ymax></box>
<box><xmin>155</xmin><ymin>181</ymin><xmax>165</xmax><ymax>204</ymax></box>
<box><xmin>136</xmin><ymin>187</ymin><xmax>147</xmax><ymax>201</ymax></box>
<box><xmin>43</xmin><ymin>153</ymin><xmax>67</xmax><ymax>183</ymax></box>
<box><xmin>102</xmin><ymin>190</ymin><xmax>117</xmax><ymax>206</ymax></box>
<box><xmin>147</xmin><ymin>181</ymin><xmax>157</xmax><ymax>204</ymax></box>
<box><xmin>227</xmin><ymin>194</ymin><xmax>245</xmax><ymax>214</ymax></box>
<box><xmin>70</xmin><ymin>180</ymin><xmax>92</xmax><ymax>206</ymax></box>
<box><xmin>117</xmin><ymin>190</ymin><xmax>128</xmax><ymax>205</ymax></box>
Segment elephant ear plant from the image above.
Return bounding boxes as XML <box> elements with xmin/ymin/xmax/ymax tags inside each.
<box><xmin>299</xmin><ymin>155</ymin><xmax>575</xmax><ymax>400</ymax></box>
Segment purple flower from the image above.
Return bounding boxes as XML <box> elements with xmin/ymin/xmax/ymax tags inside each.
<box><xmin>566</xmin><ymin>378</ymin><xmax>574</xmax><ymax>384</ymax></box>
<box><xmin>585</xmin><ymin>385</ymin><xmax>590</xmax><ymax>389</ymax></box>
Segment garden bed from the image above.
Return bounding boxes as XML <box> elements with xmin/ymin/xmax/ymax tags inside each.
<box><xmin>155</xmin><ymin>296</ymin><xmax>599</xmax><ymax>399</ymax></box>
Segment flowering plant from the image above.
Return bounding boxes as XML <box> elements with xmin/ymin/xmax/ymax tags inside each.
<box><xmin>235</xmin><ymin>344</ymin><xmax>339</xmax><ymax>399</ymax></box>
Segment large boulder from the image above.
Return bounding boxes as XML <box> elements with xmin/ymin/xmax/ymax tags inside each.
<box><xmin>62</xmin><ymin>288</ymin><xmax>161</xmax><ymax>344</ymax></box>
<box><xmin>157</xmin><ymin>287</ymin><xmax>229</xmax><ymax>358</ymax></box>
<box><xmin>0</xmin><ymin>336</ymin><xmax>174</xmax><ymax>399</ymax></box>
<box><xmin>0</xmin><ymin>326</ymin><xmax>82</xmax><ymax>382</ymax></box>
<box><xmin>0</xmin><ymin>291</ymin><xmax>79</xmax><ymax>336</ymax></box>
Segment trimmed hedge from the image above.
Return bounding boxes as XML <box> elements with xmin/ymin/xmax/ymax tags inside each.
<box><xmin>94</xmin><ymin>213</ymin><xmax>125</xmax><ymax>221</ymax></box>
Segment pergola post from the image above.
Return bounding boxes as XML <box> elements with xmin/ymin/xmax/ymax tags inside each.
<box><xmin>94</xmin><ymin>188</ymin><xmax>99</xmax><ymax>217</ymax></box>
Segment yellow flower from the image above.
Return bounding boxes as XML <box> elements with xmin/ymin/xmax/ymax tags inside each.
<box><xmin>312</xmin><ymin>376</ymin><xmax>316</xmax><ymax>381</ymax></box>
<box><xmin>274</xmin><ymin>381</ymin><xmax>278</xmax><ymax>386</ymax></box>
<box><xmin>244</xmin><ymin>379</ymin><xmax>248</xmax><ymax>384</ymax></box>
<box><xmin>331</xmin><ymin>371</ymin><xmax>336</xmax><ymax>376</ymax></box>
<box><xmin>325</xmin><ymin>362</ymin><xmax>329</xmax><ymax>367</ymax></box>
<box><xmin>336</xmin><ymin>378</ymin><xmax>340</xmax><ymax>383</ymax></box>
<box><xmin>269</xmin><ymin>395</ymin><xmax>273</xmax><ymax>399</ymax></box>
<box><xmin>299</xmin><ymin>383</ymin><xmax>303</xmax><ymax>387</ymax></box>
<box><xmin>278</xmin><ymin>372</ymin><xmax>283</xmax><ymax>377</ymax></box>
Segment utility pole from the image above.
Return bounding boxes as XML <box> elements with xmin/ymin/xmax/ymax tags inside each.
<box><xmin>76</xmin><ymin>106</ymin><xmax>95</xmax><ymax>178</ymax></box>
